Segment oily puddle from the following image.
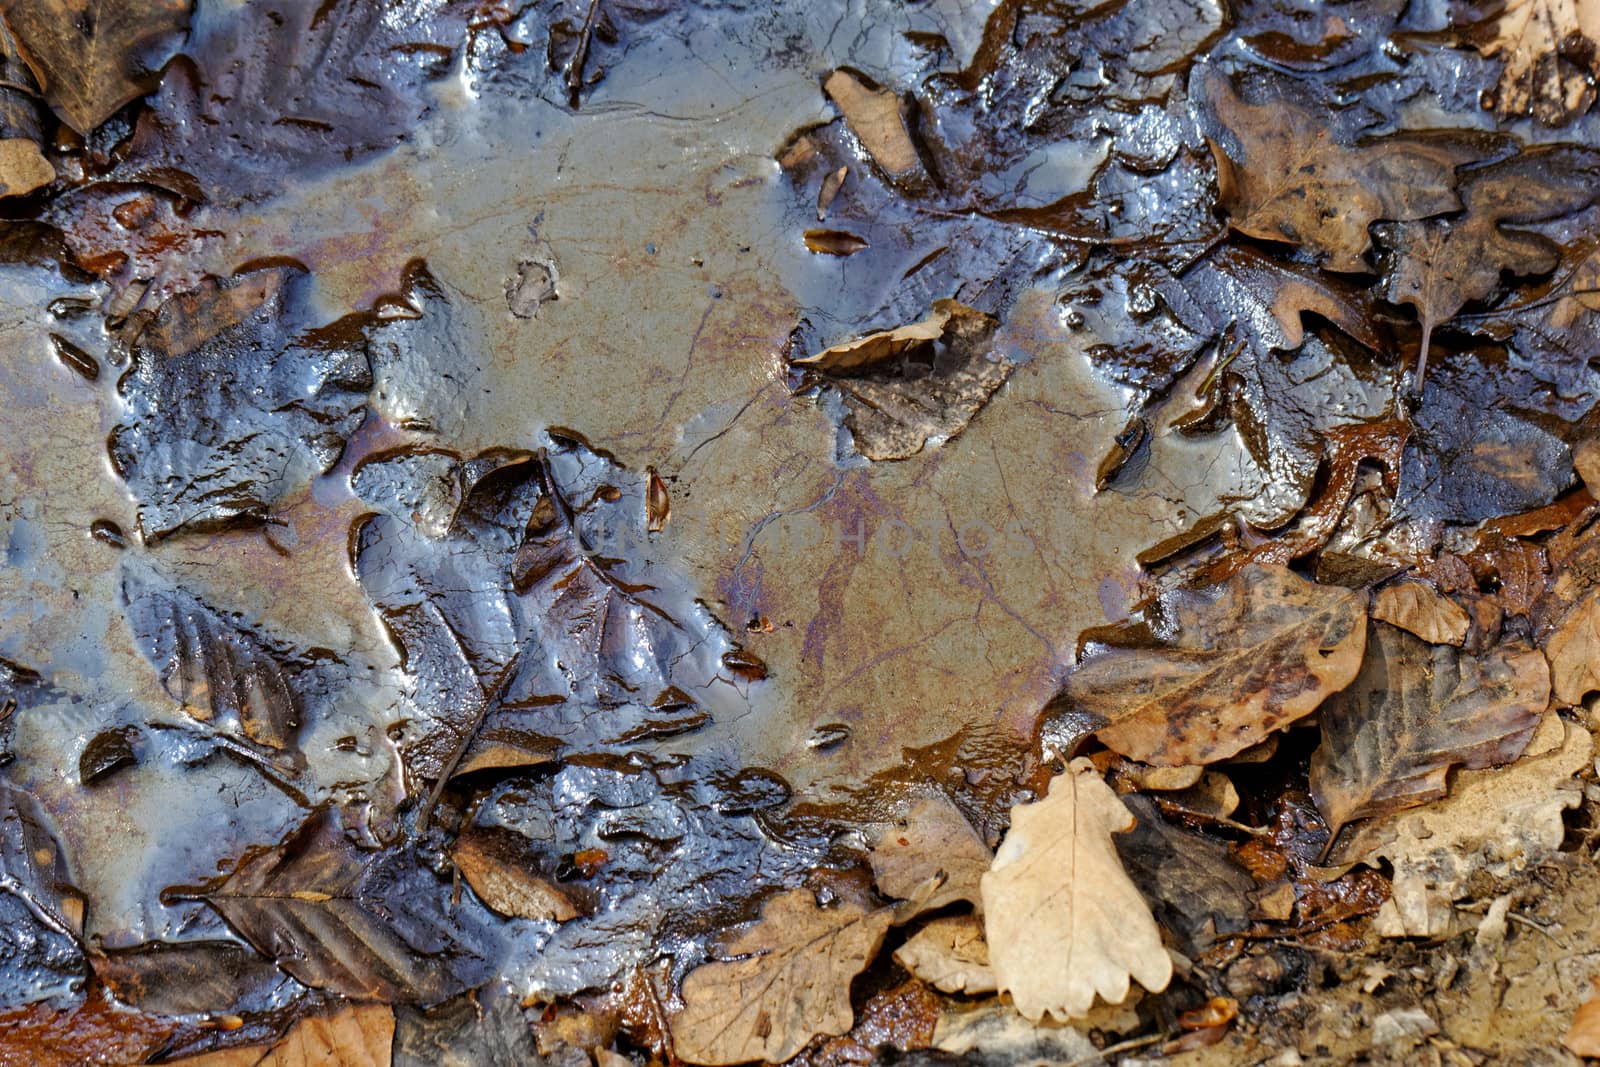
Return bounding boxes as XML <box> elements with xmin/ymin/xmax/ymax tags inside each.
<box><xmin>0</xmin><ymin>0</ymin><xmax>1295</xmax><ymax>1010</ymax></box>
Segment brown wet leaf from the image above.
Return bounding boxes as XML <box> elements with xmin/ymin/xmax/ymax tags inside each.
<box><xmin>1067</xmin><ymin>564</ymin><xmax>1367</xmax><ymax>766</ymax></box>
<box><xmin>868</xmin><ymin>793</ymin><xmax>992</xmax><ymax>920</ymax></box>
<box><xmin>1376</xmin><ymin>146</ymin><xmax>1600</xmax><ymax>377</ymax></box>
<box><xmin>669</xmin><ymin>888</ymin><xmax>892</xmax><ymax>1065</ymax></box>
<box><xmin>893</xmin><ymin>915</ymin><xmax>995</xmax><ymax>994</ymax></box>
<box><xmin>822</xmin><ymin>69</ymin><xmax>919</xmax><ymax>181</ymax></box>
<box><xmin>1310</xmin><ymin>622</ymin><xmax>1549</xmax><ymax>842</ymax></box>
<box><xmin>0</xmin><ymin>0</ymin><xmax>191</xmax><ymax>133</ymax></box>
<box><xmin>169</xmin><ymin>1003</ymin><xmax>395</xmax><ymax>1067</ymax></box>
<box><xmin>980</xmin><ymin>759</ymin><xmax>1171</xmax><ymax>1023</ymax></box>
<box><xmin>802</xmin><ymin>228</ymin><xmax>868</xmax><ymax>256</ymax></box>
<box><xmin>205</xmin><ymin>810</ymin><xmax>498</xmax><ymax>1003</ymax></box>
<box><xmin>1474</xmin><ymin>0</ymin><xmax>1600</xmax><ymax>125</ymax></box>
<box><xmin>816</xmin><ymin>165</ymin><xmax>847</xmax><ymax>220</ymax></box>
<box><xmin>452</xmin><ymin>826</ymin><xmax>579</xmax><ymax>922</ymax></box>
<box><xmin>0</xmin><ymin>982</ymin><xmax>185</xmax><ymax>1067</ymax></box>
<box><xmin>1544</xmin><ymin>594</ymin><xmax>1600</xmax><ymax>704</ymax></box>
<box><xmin>0</xmin><ymin>136</ymin><xmax>48</xmax><ymax>196</ymax></box>
<box><xmin>793</xmin><ymin>299</ymin><xmax>1012</xmax><ymax>461</ymax></box>
<box><xmin>1203</xmin><ymin>67</ymin><xmax>1494</xmax><ymax>272</ymax></box>
<box><xmin>1371</xmin><ymin>581</ymin><xmax>1470</xmax><ymax>646</ymax></box>
<box><xmin>645</xmin><ymin>467</ymin><xmax>670</xmax><ymax>533</ymax></box>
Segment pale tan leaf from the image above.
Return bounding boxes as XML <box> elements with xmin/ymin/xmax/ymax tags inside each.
<box><xmin>795</xmin><ymin>299</ymin><xmax>975</xmax><ymax>375</ymax></box>
<box><xmin>453</xmin><ymin>827</ymin><xmax>579</xmax><ymax>923</ymax></box>
<box><xmin>1566</xmin><ymin>982</ymin><xmax>1600</xmax><ymax>1058</ymax></box>
<box><xmin>869</xmin><ymin>793</ymin><xmax>992</xmax><ymax>919</ymax></box>
<box><xmin>1067</xmin><ymin>564</ymin><xmax>1367</xmax><ymax>766</ymax></box>
<box><xmin>169</xmin><ymin>1004</ymin><xmax>394</xmax><ymax>1067</ymax></box>
<box><xmin>893</xmin><ymin>915</ymin><xmax>995</xmax><ymax>994</ymax></box>
<box><xmin>0</xmin><ymin>137</ymin><xmax>50</xmax><ymax>197</ymax></box>
<box><xmin>822</xmin><ymin>69</ymin><xmax>920</xmax><ymax>180</ymax></box>
<box><xmin>669</xmin><ymin>889</ymin><xmax>892</xmax><ymax>1065</ymax></box>
<box><xmin>1371</xmin><ymin>581</ymin><xmax>1470</xmax><ymax>646</ymax></box>
<box><xmin>1544</xmin><ymin>588</ymin><xmax>1600</xmax><ymax>704</ymax></box>
<box><xmin>980</xmin><ymin>759</ymin><xmax>1172</xmax><ymax>1023</ymax></box>
<box><xmin>1475</xmin><ymin>0</ymin><xmax>1600</xmax><ymax>125</ymax></box>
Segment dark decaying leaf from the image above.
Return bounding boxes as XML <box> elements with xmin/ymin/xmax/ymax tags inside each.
<box><xmin>393</xmin><ymin>990</ymin><xmax>541</xmax><ymax>1067</ymax></box>
<box><xmin>122</xmin><ymin>562</ymin><xmax>306</xmax><ymax>752</ymax></box>
<box><xmin>78</xmin><ymin>725</ymin><xmax>141</xmax><ymax>784</ymax></box>
<box><xmin>355</xmin><ymin>435</ymin><xmax>757</xmax><ymax>784</ymax></box>
<box><xmin>0</xmin><ymin>655</ymin><xmax>44</xmax><ymax>765</ymax></box>
<box><xmin>92</xmin><ymin>939</ymin><xmax>298</xmax><ymax>1016</ymax></box>
<box><xmin>1310</xmin><ymin>622</ymin><xmax>1550</xmax><ymax>841</ymax></box>
<box><xmin>1114</xmin><ymin>795</ymin><xmax>1253</xmax><ymax>957</ymax></box>
<box><xmin>0</xmin><ymin>0</ymin><xmax>191</xmax><ymax>133</ymax></box>
<box><xmin>0</xmin><ymin>782</ymin><xmax>86</xmax><ymax>1008</ymax></box>
<box><xmin>108</xmin><ymin>265</ymin><xmax>371</xmax><ymax>541</ymax></box>
<box><xmin>1066</xmin><ymin>564</ymin><xmax>1367</xmax><ymax>766</ymax></box>
<box><xmin>204</xmin><ymin>809</ymin><xmax>501</xmax><ymax>1005</ymax></box>
<box><xmin>1376</xmin><ymin>146</ymin><xmax>1600</xmax><ymax>377</ymax></box>
<box><xmin>1201</xmin><ymin>65</ymin><xmax>1502</xmax><ymax>273</ymax></box>
<box><xmin>793</xmin><ymin>299</ymin><xmax>1013</xmax><ymax>461</ymax></box>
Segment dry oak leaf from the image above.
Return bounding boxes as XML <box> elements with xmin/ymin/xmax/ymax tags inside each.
<box><xmin>1544</xmin><ymin>587</ymin><xmax>1600</xmax><ymax>704</ymax></box>
<box><xmin>868</xmin><ymin>793</ymin><xmax>992</xmax><ymax>920</ymax></box>
<box><xmin>1310</xmin><ymin>622</ymin><xmax>1550</xmax><ymax>841</ymax></box>
<box><xmin>1474</xmin><ymin>0</ymin><xmax>1600</xmax><ymax>125</ymax></box>
<box><xmin>1065</xmin><ymin>564</ymin><xmax>1367</xmax><ymax>766</ymax></box>
<box><xmin>1371</xmin><ymin>581</ymin><xmax>1470</xmax><ymax>646</ymax></box>
<box><xmin>1566</xmin><ymin>981</ymin><xmax>1600</xmax><ymax>1058</ymax></box>
<box><xmin>893</xmin><ymin>915</ymin><xmax>996</xmax><ymax>994</ymax></box>
<box><xmin>980</xmin><ymin>759</ymin><xmax>1172</xmax><ymax>1023</ymax></box>
<box><xmin>0</xmin><ymin>0</ymin><xmax>191</xmax><ymax>133</ymax></box>
<box><xmin>669</xmin><ymin>889</ymin><xmax>893</xmax><ymax>1065</ymax></box>
<box><xmin>1376</xmin><ymin>146</ymin><xmax>1600</xmax><ymax>378</ymax></box>
<box><xmin>822</xmin><ymin>69</ymin><xmax>920</xmax><ymax>181</ymax></box>
<box><xmin>167</xmin><ymin>1003</ymin><xmax>394</xmax><ymax>1067</ymax></box>
<box><xmin>1202</xmin><ymin>67</ymin><xmax>1495</xmax><ymax>272</ymax></box>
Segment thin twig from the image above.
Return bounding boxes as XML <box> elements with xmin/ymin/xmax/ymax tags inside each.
<box><xmin>564</xmin><ymin>0</ymin><xmax>604</xmax><ymax>107</ymax></box>
<box><xmin>1058</xmin><ymin>1031</ymin><xmax>1167</xmax><ymax>1067</ymax></box>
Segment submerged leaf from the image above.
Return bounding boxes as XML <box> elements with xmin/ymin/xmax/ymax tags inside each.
<box><xmin>669</xmin><ymin>889</ymin><xmax>892</xmax><ymax>1065</ymax></box>
<box><xmin>205</xmin><ymin>810</ymin><xmax>500</xmax><ymax>1004</ymax></box>
<box><xmin>794</xmin><ymin>299</ymin><xmax>1012</xmax><ymax>461</ymax></box>
<box><xmin>1310</xmin><ymin>622</ymin><xmax>1549</xmax><ymax>841</ymax></box>
<box><xmin>1067</xmin><ymin>564</ymin><xmax>1367</xmax><ymax>766</ymax></box>
<box><xmin>980</xmin><ymin>759</ymin><xmax>1171</xmax><ymax>1022</ymax></box>
<box><xmin>0</xmin><ymin>782</ymin><xmax>85</xmax><ymax>1008</ymax></box>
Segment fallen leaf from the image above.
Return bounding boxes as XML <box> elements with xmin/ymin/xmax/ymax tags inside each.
<box><xmin>205</xmin><ymin>810</ymin><xmax>500</xmax><ymax>1003</ymax></box>
<box><xmin>0</xmin><ymin>136</ymin><xmax>49</xmax><ymax>196</ymax></box>
<box><xmin>1310</xmin><ymin>622</ymin><xmax>1549</xmax><ymax>841</ymax></box>
<box><xmin>0</xmin><ymin>0</ymin><xmax>191</xmax><ymax>133</ymax></box>
<box><xmin>822</xmin><ymin>69</ymin><xmax>920</xmax><ymax>181</ymax></box>
<box><xmin>92</xmin><ymin>940</ymin><xmax>291</xmax><ymax>1016</ymax></box>
<box><xmin>392</xmin><ymin>992</ymin><xmax>540</xmax><ymax>1067</ymax></box>
<box><xmin>980</xmin><ymin>759</ymin><xmax>1172</xmax><ymax>1022</ymax></box>
<box><xmin>1371</xmin><ymin>581</ymin><xmax>1470</xmax><ymax>646</ymax></box>
<box><xmin>1202</xmin><ymin>67</ymin><xmax>1495</xmax><ymax>272</ymax></box>
<box><xmin>1066</xmin><ymin>564</ymin><xmax>1367</xmax><ymax>766</ymax></box>
<box><xmin>669</xmin><ymin>888</ymin><xmax>892</xmax><ymax>1065</ymax></box>
<box><xmin>893</xmin><ymin>915</ymin><xmax>995</xmax><ymax>994</ymax></box>
<box><xmin>1566</xmin><ymin>982</ymin><xmax>1600</xmax><ymax>1058</ymax></box>
<box><xmin>1347</xmin><ymin>713</ymin><xmax>1589</xmax><ymax>935</ymax></box>
<box><xmin>122</xmin><ymin>563</ymin><xmax>304</xmax><ymax>752</ymax></box>
<box><xmin>0</xmin><ymin>781</ymin><xmax>85</xmax><ymax>1008</ymax></box>
<box><xmin>1114</xmin><ymin>795</ymin><xmax>1254</xmax><ymax>956</ymax></box>
<box><xmin>793</xmin><ymin>299</ymin><xmax>1013</xmax><ymax>461</ymax></box>
<box><xmin>108</xmin><ymin>266</ymin><xmax>371</xmax><ymax>541</ymax></box>
<box><xmin>645</xmin><ymin>467</ymin><xmax>670</xmax><ymax>533</ymax></box>
<box><xmin>802</xmin><ymin>228</ymin><xmax>869</xmax><ymax>256</ymax></box>
<box><xmin>816</xmin><ymin>164</ymin><xmax>847</xmax><ymax>219</ymax></box>
<box><xmin>1473</xmin><ymin>0</ymin><xmax>1600</xmax><ymax>124</ymax></box>
<box><xmin>452</xmin><ymin>826</ymin><xmax>579</xmax><ymax>922</ymax></box>
<box><xmin>1376</xmin><ymin>146</ymin><xmax>1600</xmax><ymax>378</ymax></box>
<box><xmin>168</xmin><ymin>1003</ymin><xmax>395</xmax><ymax>1067</ymax></box>
<box><xmin>868</xmin><ymin>793</ymin><xmax>992</xmax><ymax>919</ymax></box>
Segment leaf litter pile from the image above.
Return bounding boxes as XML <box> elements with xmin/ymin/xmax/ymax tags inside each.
<box><xmin>9</xmin><ymin>0</ymin><xmax>1600</xmax><ymax>1064</ymax></box>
